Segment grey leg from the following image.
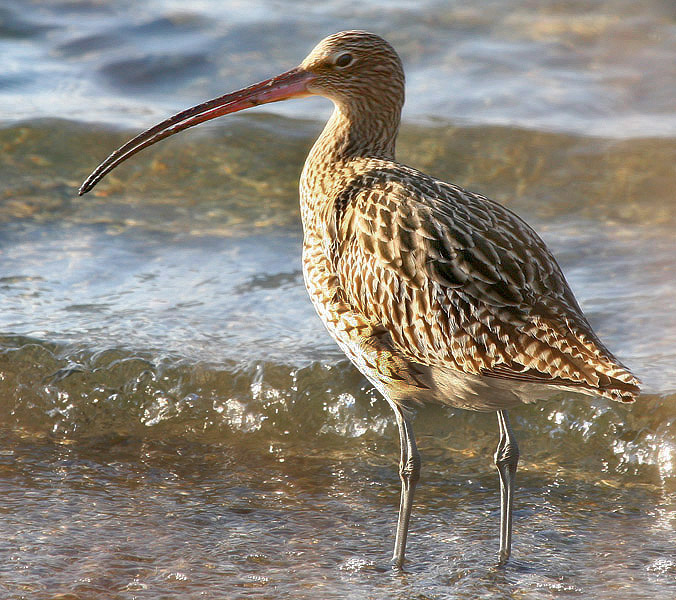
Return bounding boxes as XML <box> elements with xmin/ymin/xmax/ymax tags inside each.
<box><xmin>495</xmin><ymin>409</ymin><xmax>519</xmax><ymax>565</ymax></box>
<box><xmin>391</xmin><ymin>404</ymin><xmax>421</xmax><ymax>569</ymax></box>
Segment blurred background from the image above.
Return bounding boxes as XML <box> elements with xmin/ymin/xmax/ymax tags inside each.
<box><xmin>1</xmin><ymin>1</ymin><xmax>675</xmax><ymax>598</ymax></box>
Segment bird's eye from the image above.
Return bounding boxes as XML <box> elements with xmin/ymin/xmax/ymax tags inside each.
<box><xmin>334</xmin><ymin>52</ymin><xmax>354</xmax><ymax>68</ymax></box>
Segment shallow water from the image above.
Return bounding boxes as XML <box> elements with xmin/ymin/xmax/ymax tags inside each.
<box><xmin>1</xmin><ymin>1</ymin><xmax>676</xmax><ymax>599</ymax></box>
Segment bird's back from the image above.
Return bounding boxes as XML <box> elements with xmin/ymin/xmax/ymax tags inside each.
<box><xmin>301</xmin><ymin>156</ymin><xmax>640</xmax><ymax>410</ymax></box>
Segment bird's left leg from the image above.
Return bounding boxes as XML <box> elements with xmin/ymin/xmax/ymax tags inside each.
<box><xmin>495</xmin><ymin>409</ymin><xmax>519</xmax><ymax>565</ymax></box>
<box><xmin>391</xmin><ymin>402</ymin><xmax>421</xmax><ymax>569</ymax></box>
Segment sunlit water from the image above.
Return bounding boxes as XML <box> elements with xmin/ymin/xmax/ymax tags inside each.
<box><xmin>1</xmin><ymin>1</ymin><xmax>675</xmax><ymax>599</ymax></box>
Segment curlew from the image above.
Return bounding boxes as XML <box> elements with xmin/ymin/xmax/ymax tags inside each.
<box><xmin>79</xmin><ymin>31</ymin><xmax>640</xmax><ymax>568</ymax></box>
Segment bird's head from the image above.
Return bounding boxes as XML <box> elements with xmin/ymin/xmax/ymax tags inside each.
<box><xmin>299</xmin><ymin>30</ymin><xmax>405</xmax><ymax>111</ymax></box>
<box><xmin>79</xmin><ymin>30</ymin><xmax>404</xmax><ymax>195</ymax></box>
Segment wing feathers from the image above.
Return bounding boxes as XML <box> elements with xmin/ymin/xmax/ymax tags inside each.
<box><xmin>329</xmin><ymin>162</ymin><xmax>640</xmax><ymax>401</ymax></box>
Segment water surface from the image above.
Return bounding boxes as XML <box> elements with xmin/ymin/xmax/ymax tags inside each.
<box><xmin>1</xmin><ymin>1</ymin><xmax>675</xmax><ymax>599</ymax></box>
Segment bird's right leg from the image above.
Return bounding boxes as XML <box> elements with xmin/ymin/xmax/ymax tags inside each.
<box><xmin>390</xmin><ymin>402</ymin><xmax>421</xmax><ymax>569</ymax></box>
<box><xmin>495</xmin><ymin>409</ymin><xmax>519</xmax><ymax>565</ymax></box>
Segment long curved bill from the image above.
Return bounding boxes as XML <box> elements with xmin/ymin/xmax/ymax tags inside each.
<box><xmin>79</xmin><ymin>67</ymin><xmax>316</xmax><ymax>195</ymax></box>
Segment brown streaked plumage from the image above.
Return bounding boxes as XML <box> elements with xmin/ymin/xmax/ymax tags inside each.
<box><xmin>79</xmin><ymin>30</ymin><xmax>640</xmax><ymax>569</ymax></box>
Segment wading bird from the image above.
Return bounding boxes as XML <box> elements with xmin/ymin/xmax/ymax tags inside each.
<box><xmin>80</xmin><ymin>31</ymin><xmax>640</xmax><ymax>568</ymax></box>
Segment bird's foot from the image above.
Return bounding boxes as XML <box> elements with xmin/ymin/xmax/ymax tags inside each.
<box><xmin>497</xmin><ymin>548</ymin><xmax>510</xmax><ymax>567</ymax></box>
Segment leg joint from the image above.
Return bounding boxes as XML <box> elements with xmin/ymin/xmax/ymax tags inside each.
<box><xmin>400</xmin><ymin>453</ymin><xmax>421</xmax><ymax>484</ymax></box>
<box><xmin>495</xmin><ymin>442</ymin><xmax>519</xmax><ymax>471</ymax></box>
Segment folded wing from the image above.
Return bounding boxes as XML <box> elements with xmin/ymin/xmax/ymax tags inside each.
<box><xmin>329</xmin><ymin>162</ymin><xmax>640</xmax><ymax>402</ymax></box>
